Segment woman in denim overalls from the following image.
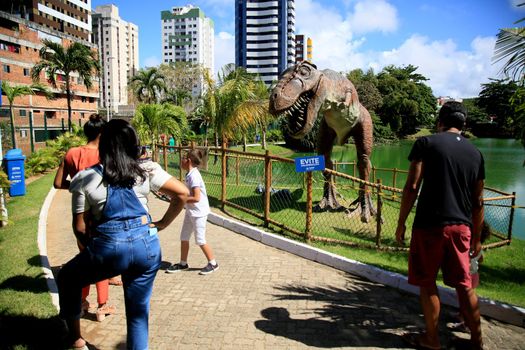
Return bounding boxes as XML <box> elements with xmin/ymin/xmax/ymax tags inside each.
<box><xmin>57</xmin><ymin>119</ymin><xmax>188</xmax><ymax>350</ymax></box>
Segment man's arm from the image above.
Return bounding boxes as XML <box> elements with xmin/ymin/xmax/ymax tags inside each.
<box><xmin>470</xmin><ymin>179</ymin><xmax>485</xmax><ymax>257</ymax></box>
<box><xmin>395</xmin><ymin>160</ymin><xmax>424</xmax><ymax>245</ymax></box>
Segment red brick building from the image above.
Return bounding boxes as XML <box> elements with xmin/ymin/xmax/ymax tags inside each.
<box><xmin>0</xmin><ymin>11</ymin><xmax>99</xmax><ymax>155</ymax></box>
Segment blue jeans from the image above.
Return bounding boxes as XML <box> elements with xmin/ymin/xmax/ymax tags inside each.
<box><xmin>58</xmin><ymin>227</ymin><xmax>161</xmax><ymax>350</ymax></box>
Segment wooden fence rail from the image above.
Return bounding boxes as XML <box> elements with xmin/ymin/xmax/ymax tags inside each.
<box><xmin>158</xmin><ymin>144</ymin><xmax>518</xmax><ymax>250</ymax></box>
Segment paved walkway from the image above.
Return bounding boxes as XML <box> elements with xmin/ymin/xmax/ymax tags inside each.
<box><xmin>46</xmin><ymin>190</ymin><xmax>524</xmax><ymax>350</ymax></box>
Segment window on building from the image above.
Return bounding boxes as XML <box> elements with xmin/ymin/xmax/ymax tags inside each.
<box><xmin>2</xmin><ymin>65</ymin><xmax>10</xmax><ymax>73</ymax></box>
<box><xmin>89</xmin><ymin>97</ymin><xmax>95</xmax><ymax>103</ymax></box>
<box><xmin>81</xmin><ymin>96</ymin><xmax>87</xmax><ymax>102</ymax></box>
<box><xmin>19</xmin><ymin>110</ymin><xmax>27</xmax><ymax>117</ymax></box>
<box><xmin>23</xmin><ymin>68</ymin><xmax>30</xmax><ymax>76</ymax></box>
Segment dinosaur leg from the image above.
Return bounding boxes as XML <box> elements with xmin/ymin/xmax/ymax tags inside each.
<box><xmin>346</xmin><ymin>109</ymin><xmax>376</xmax><ymax>223</ymax></box>
<box><xmin>313</xmin><ymin>119</ymin><xmax>344</xmax><ymax>212</ymax></box>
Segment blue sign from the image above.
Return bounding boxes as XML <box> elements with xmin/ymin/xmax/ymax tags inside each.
<box><xmin>294</xmin><ymin>155</ymin><xmax>325</xmax><ymax>172</ymax></box>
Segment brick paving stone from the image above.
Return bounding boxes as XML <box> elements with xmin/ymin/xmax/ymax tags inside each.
<box><xmin>46</xmin><ymin>190</ymin><xmax>525</xmax><ymax>350</ymax></box>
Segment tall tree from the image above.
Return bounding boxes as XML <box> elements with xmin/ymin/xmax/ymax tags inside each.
<box><xmin>477</xmin><ymin>79</ymin><xmax>518</xmax><ymax>132</ymax></box>
<box><xmin>31</xmin><ymin>39</ymin><xmax>99</xmax><ymax>132</ymax></box>
<box><xmin>132</xmin><ymin>103</ymin><xmax>187</xmax><ymax>160</ymax></box>
<box><xmin>129</xmin><ymin>67</ymin><xmax>166</xmax><ymax>104</ymax></box>
<box><xmin>377</xmin><ymin>65</ymin><xmax>436</xmax><ymax>135</ymax></box>
<box><xmin>1</xmin><ymin>81</ymin><xmax>50</xmax><ymax>149</ymax></box>
<box><xmin>158</xmin><ymin>62</ymin><xmax>202</xmax><ymax>109</ymax></box>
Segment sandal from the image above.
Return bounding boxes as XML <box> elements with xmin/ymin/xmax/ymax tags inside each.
<box><xmin>402</xmin><ymin>332</ymin><xmax>441</xmax><ymax>350</ymax></box>
<box><xmin>96</xmin><ymin>303</ymin><xmax>116</xmax><ymax>322</ymax></box>
<box><xmin>108</xmin><ymin>276</ymin><xmax>123</xmax><ymax>286</ymax></box>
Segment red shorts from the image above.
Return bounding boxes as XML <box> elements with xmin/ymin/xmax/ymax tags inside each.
<box><xmin>408</xmin><ymin>225</ymin><xmax>472</xmax><ymax>289</ymax></box>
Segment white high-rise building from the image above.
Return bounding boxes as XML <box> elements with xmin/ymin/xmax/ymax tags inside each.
<box><xmin>235</xmin><ymin>0</ymin><xmax>295</xmax><ymax>86</ymax></box>
<box><xmin>92</xmin><ymin>4</ymin><xmax>139</xmax><ymax>116</ymax></box>
<box><xmin>161</xmin><ymin>5</ymin><xmax>214</xmax><ymax>96</ymax></box>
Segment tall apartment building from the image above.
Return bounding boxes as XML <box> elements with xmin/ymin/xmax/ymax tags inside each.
<box><xmin>0</xmin><ymin>11</ymin><xmax>99</xmax><ymax>155</ymax></box>
<box><xmin>161</xmin><ymin>5</ymin><xmax>214</xmax><ymax>96</ymax></box>
<box><xmin>235</xmin><ymin>0</ymin><xmax>295</xmax><ymax>86</ymax></box>
<box><xmin>0</xmin><ymin>0</ymin><xmax>91</xmax><ymax>41</ymax></box>
<box><xmin>295</xmin><ymin>35</ymin><xmax>312</xmax><ymax>63</ymax></box>
<box><xmin>92</xmin><ymin>4</ymin><xmax>139</xmax><ymax>116</ymax></box>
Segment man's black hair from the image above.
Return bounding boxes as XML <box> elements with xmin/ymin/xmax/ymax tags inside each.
<box><xmin>438</xmin><ymin>101</ymin><xmax>467</xmax><ymax>130</ymax></box>
<box><xmin>84</xmin><ymin>114</ymin><xmax>106</xmax><ymax>141</ymax></box>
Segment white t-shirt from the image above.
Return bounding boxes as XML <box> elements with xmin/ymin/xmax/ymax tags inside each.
<box><xmin>185</xmin><ymin>167</ymin><xmax>210</xmax><ymax>217</ymax></box>
<box><xmin>69</xmin><ymin>160</ymin><xmax>172</xmax><ymax>220</ymax></box>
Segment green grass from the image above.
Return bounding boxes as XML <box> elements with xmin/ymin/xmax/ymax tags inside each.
<box><xmin>0</xmin><ymin>173</ymin><xmax>65</xmax><ymax>349</ymax></box>
<box><xmin>313</xmin><ymin>239</ymin><xmax>525</xmax><ymax>307</ymax></box>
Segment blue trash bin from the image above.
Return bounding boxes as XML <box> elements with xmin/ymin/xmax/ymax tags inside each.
<box><xmin>4</xmin><ymin>148</ymin><xmax>26</xmax><ymax>196</ymax></box>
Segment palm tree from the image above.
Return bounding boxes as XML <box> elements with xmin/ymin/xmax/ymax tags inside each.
<box><xmin>197</xmin><ymin>68</ymin><xmax>217</xmax><ymax>147</ymax></box>
<box><xmin>215</xmin><ymin>65</ymin><xmax>256</xmax><ymax>146</ymax></box>
<box><xmin>31</xmin><ymin>39</ymin><xmax>99</xmax><ymax>132</ymax></box>
<box><xmin>129</xmin><ymin>67</ymin><xmax>166</xmax><ymax>104</ymax></box>
<box><xmin>494</xmin><ymin>5</ymin><xmax>525</xmax><ymax>158</ymax></box>
<box><xmin>132</xmin><ymin>103</ymin><xmax>187</xmax><ymax>160</ymax></box>
<box><xmin>1</xmin><ymin>81</ymin><xmax>51</xmax><ymax>149</ymax></box>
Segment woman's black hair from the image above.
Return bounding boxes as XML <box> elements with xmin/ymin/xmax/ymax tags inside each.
<box><xmin>84</xmin><ymin>114</ymin><xmax>106</xmax><ymax>141</ymax></box>
<box><xmin>99</xmin><ymin>119</ymin><xmax>146</xmax><ymax>187</ymax></box>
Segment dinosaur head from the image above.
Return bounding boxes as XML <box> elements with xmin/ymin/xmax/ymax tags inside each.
<box><xmin>269</xmin><ymin>61</ymin><xmax>324</xmax><ymax>138</ymax></box>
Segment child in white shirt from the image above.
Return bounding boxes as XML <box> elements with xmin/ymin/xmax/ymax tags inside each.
<box><xmin>167</xmin><ymin>149</ymin><xmax>218</xmax><ymax>275</ymax></box>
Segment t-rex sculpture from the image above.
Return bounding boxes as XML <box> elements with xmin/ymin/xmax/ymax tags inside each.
<box><xmin>269</xmin><ymin>61</ymin><xmax>375</xmax><ymax>223</ymax></box>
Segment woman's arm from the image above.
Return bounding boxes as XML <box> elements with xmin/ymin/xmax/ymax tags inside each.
<box><xmin>72</xmin><ymin>212</ymin><xmax>90</xmax><ymax>249</ymax></box>
<box><xmin>54</xmin><ymin>160</ymin><xmax>70</xmax><ymax>189</ymax></box>
<box><xmin>152</xmin><ymin>177</ymin><xmax>189</xmax><ymax>231</ymax></box>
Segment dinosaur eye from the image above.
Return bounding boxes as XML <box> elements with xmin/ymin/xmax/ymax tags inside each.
<box><xmin>299</xmin><ymin>66</ymin><xmax>310</xmax><ymax>77</ymax></box>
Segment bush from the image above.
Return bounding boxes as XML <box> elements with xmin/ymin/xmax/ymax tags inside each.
<box><xmin>265</xmin><ymin>129</ymin><xmax>283</xmax><ymax>142</ymax></box>
<box><xmin>25</xmin><ymin>131</ymin><xmax>85</xmax><ymax>177</ymax></box>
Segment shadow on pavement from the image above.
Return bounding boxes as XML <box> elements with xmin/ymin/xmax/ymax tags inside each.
<box><xmin>255</xmin><ymin>276</ymin><xmax>458</xmax><ymax>348</ymax></box>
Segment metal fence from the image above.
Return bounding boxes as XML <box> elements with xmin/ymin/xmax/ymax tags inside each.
<box><xmin>159</xmin><ymin>144</ymin><xmax>517</xmax><ymax>250</ymax></box>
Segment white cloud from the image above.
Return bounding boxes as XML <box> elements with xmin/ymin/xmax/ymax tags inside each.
<box><xmin>214</xmin><ymin>31</ymin><xmax>235</xmax><ymax>78</ymax></box>
<box><xmin>143</xmin><ymin>56</ymin><xmax>160</xmax><ymax>68</ymax></box>
<box><xmin>370</xmin><ymin>35</ymin><xmax>504</xmax><ymax>98</ymax></box>
<box><xmin>296</xmin><ymin>0</ymin><xmax>504</xmax><ymax>97</ymax></box>
<box><xmin>347</xmin><ymin>0</ymin><xmax>399</xmax><ymax>34</ymax></box>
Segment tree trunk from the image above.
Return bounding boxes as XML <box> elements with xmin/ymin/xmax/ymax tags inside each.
<box><xmin>65</xmin><ymin>75</ymin><xmax>72</xmax><ymax>132</ymax></box>
<box><xmin>243</xmin><ymin>134</ymin><xmax>247</xmax><ymax>152</ymax></box>
<box><xmin>9</xmin><ymin>104</ymin><xmax>17</xmax><ymax>149</ymax></box>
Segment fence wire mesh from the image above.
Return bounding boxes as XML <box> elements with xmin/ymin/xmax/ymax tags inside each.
<box><xmin>160</xmin><ymin>145</ymin><xmax>517</xmax><ymax>250</ymax></box>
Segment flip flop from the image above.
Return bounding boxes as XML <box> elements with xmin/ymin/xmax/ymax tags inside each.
<box><xmin>402</xmin><ymin>332</ymin><xmax>441</xmax><ymax>350</ymax></box>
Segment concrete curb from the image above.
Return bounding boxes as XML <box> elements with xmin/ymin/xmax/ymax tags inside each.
<box><xmin>208</xmin><ymin>212</ymin><xmax>525</xmax><ymax>328</ymax></box>
<box><xmin>38</xmin><ymin>187</ymin><xmax>60</xmax><ymax>312</ymax></box>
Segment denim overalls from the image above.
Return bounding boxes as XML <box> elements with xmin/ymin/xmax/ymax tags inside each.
<box><xmin>57</xmin><ymin>165</ymin><xmax>161</xmax><ymax>350</ymax></box>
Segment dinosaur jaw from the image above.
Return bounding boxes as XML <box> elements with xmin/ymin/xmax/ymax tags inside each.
<box><xmin>277</xmin><ymin>90</ymin><xmax>318</xmax><ymax>138</ymax></box>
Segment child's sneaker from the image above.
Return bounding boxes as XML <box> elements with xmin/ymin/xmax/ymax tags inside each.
<box><xmin>199</xmin><ymin>262</ymin><xmax>219</xmax><ymax>275</ymax></box>
<box><xmin>166</xmin><ymin>263</ymin><xmax>189</xmax><ymax>273</ymax></box>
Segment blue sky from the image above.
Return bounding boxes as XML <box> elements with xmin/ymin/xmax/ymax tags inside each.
<box><xmin>91</xmin><ymin>0</ymin><xmax>525</xmax><ymax>98</ymax></box>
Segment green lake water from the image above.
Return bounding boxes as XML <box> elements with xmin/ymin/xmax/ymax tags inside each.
<box><xmin>311</xmin><ymin>138</ymin><xmax>525</xmax><ymax>239</ymax></box>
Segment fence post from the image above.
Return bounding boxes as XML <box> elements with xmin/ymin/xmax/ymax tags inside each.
<box><xmin>264</xmin><ymin>150</ymin><xmax>271</xmax><ymax>227</ymax></box>
<box><xmin>375</xmin><ymin>179</ymin><xmax>383</xmax><ymax>248</ymax></box>
<box><xmin>392</xmin><ymin>168</ymin><xmax>397</xmax><ymax>189</ymax></box>
<box><xmin>29</xmin><ymin>111</ymin><xmax>34</xmax><ymax>153</ymax></box>
<box><xmin>44</xmin><ymin>115</ymin><xmax>48</xmax><ymax>141</ymax></box>
<box><xmin>178</xmin><ymin>146</ymin><xmax>183</xmax><ymax>181</ymax></box>
<box><xmin>163</xmin><ymin>138</ymin><xmax>168</xmax><ymax>171</ymax></box>
<box><xmin>221</xmin><ymin>142</ymin><xmax>227</xmax><ymax>210</ymax></box>
<box><xmin>305</xmin><ymin>171</ymin><xmax>313</xmax><ymax>242</ymax></box>
<box><xmin>508</xmin><ymin>192</ymin><xmax>516</xmax><ymax>244</ymax></box>
<box><xmin>236</xmin><ymin>155</ymin><xmax>240</xmax><ymax>186</ymax></box>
